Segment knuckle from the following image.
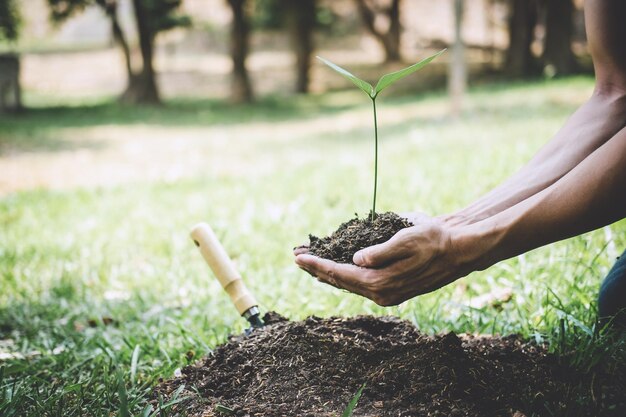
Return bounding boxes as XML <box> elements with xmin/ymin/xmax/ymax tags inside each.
<box><xmin>326</xmin><ymin>266</ymin><xmax>336</xmax><ymax>279</ymax></box>
<box><xmin>391</xmin><ymin>229</ymin><xmax>416</xmax><ymax>251</ymax></box>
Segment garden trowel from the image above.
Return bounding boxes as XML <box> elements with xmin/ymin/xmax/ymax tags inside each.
<box><xmin>190</xmin><ymin>223</ymin><xmax>264</xmax><ymax>332</ymax></box>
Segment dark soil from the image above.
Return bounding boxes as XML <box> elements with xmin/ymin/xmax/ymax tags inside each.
<box><xmin>306</xmin><ymin>212</ymin><xmax>412</xmax><ymax>264</ymax></box>
<box><xmin>154</xmin><ymin>314</ymin><xmax>625</xmax><ymax>417</ymax></box>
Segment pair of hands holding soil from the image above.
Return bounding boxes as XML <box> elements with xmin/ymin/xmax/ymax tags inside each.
<box><xmin>294</xmin><ymin>212</ymin><xmax>469</xmax><ymax>306</ymax></box>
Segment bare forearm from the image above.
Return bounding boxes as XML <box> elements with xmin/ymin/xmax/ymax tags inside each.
<box><xmin>456</xmin><ymin>126</ymin><xmax>626</xmax><ymax>272</ymax></box>
<box><xmin>445</xmin><ymin>91</ymin><xmax>626</xmax><ymax>226</ymax></box>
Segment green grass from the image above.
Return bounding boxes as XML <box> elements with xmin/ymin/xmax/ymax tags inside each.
<box><xmin>1</xmin><ymin>76</ymin><xmax>625</xmax><ymax>416</ymax></box>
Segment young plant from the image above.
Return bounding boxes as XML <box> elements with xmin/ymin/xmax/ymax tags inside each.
<box><xmin>341</xmin><ymin>383</ymin><xmax>366</xmax><ymax>417</ymax></box>
<box><xmin>317</xmin><ymin>50</ymin><xmax>445</xmax><ymax>221</ymax></box>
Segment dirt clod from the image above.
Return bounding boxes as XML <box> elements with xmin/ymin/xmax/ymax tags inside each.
<box><xmin>153</xmin><ymin>315</ymin><xmax>625</xmax><ymax>416</ymax></box>
<box><xmin>307</xmin><ymin>212</ymin><xmax>412</xmax><ymax>264</ymax></box>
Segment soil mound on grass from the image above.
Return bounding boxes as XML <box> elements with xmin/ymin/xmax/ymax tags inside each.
<box><xmin>154</xmin><ymin>314</ymin><xmax>625</xmax><ymax>417</ymax></box>
<box><xmin>307</xmin><ymin>212</ymin><xmax>412</xmax><ymax>264</ymax></box>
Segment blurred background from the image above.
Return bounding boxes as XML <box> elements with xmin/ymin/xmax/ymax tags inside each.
<box><xmin>0</xmin><ymin>0</ymin><xmax>592</xmax><ymax>192</ymax></box>
<box><xmin>3</xmin><ymin>0</ymin><xmax>588</xmax><ymax>105</ymax></box>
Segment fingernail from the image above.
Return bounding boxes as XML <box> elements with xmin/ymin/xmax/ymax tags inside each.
<box><xmin>353</xmin><ymin>251</ymin><xmax>364</xmax><ymax>265</ymax></box>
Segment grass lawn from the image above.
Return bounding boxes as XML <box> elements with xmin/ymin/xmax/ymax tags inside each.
<box><xmin>1</xmin><ymin>76</ymin><xmax>624</xmax><ymax>416</ymax></box>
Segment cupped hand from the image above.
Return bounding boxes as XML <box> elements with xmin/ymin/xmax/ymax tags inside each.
<box><xmin>294</xmin><ymin>216</ymin><xmax>468</xmax><ymax>306</ymax></box>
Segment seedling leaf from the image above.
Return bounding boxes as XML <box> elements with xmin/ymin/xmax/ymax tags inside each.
<box><xmin>374</xmin><ymin>49</ymin><xmax>446</xmax><ymax>94</ymax></box>
<box><xmin>341</xmin><ymin>383</ymin><xmax>366</xmax><ymax>417</ymax></box>
<box><xmin>316</xmin><ymin>56</ymin><xmax>374</xmax><ymax>97</ymax></box>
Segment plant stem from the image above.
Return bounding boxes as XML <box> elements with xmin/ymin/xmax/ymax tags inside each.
<box><xmin>371</xmin><ymin>97</ymin><xmax>378</xmax><ymax>222</ymax></box>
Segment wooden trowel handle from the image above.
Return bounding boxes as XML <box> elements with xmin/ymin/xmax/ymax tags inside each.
<box><xmin>190</xmin><ymin>223</ymin><xmax>258</xmax><ymax>316</ymax></box>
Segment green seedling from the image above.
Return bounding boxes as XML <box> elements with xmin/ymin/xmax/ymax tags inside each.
<box><xmin>341</xmin><ymin>383</ymin><xmax>366</xmax><ymax>417</ymax></box>
<box><xmin>317</xmin><ymin>50</ymin><xmax>445</xmax><ymax>221</ymax></box>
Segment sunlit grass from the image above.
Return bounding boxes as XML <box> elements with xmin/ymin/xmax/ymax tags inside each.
<box><xmin>1</xmin><ymin>76</ymin><xmax>624</xmax><ymax>415</ymax></box>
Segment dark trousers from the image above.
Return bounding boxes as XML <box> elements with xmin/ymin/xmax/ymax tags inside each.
<box><xmin>598</xmin><ymin>249</ymin><xmax>626</xmax><ymax>327</ymax></box>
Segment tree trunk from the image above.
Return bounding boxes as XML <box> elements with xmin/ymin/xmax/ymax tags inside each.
<box><xmin>99</xmin><ymin>0</ymin><xmax>134</xmax><ymax>88</ymax></box>
<box><xmin>227</xmin><ymin>0</ymin><xmax>253</xmax><ymax>103</ymax></box>
<box><xmin>449</xmin><ymin>0</ymin><xmax>466</xmax><ymax>116</ymax></box>
<box><xmin>542</xmin><ymin>0</ymin><xmax>577</xmax><ymax>76</ymax></box>
<box><xmin>285</xmin><ymin>0</ymin><xmax>315</xmax><ymax>93</ymax></box>
<box><xmin>0</xmin><ymin>53</ymin><xmax>21</xmax><ymax>113</ymax></box>
<box><xmin>122</xmin><ymin>0</ymin><xmax>160</xmax><ymax>104</ymax></box>
<box><xmin>354</xmin><ymin>0</ymin><xmax>402</xmax><ymax>63</ymax></box>
<box><xmin>386</xmin><ymin>0</ymin><xmax>401</xmax><ymax>62</ymax></box>
<box><xmin>505</xmin><ymin>0</ymin><xmax>538</xmax><ymax>77</ymax></box>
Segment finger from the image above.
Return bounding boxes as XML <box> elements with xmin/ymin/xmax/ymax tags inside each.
<box><xmin>353</xmin><ymin>228</ymin><xmax>413</xmax><ymax>267</ymax></box>
<box><xmin>293</xmin><ymin>245</ymin><xmax>310</xmax><ymax>256</ymax></box>
<box><xmin>295</xmin><ymin>254</ymin><xmax>373</xmax><ymax>298</ymax></box>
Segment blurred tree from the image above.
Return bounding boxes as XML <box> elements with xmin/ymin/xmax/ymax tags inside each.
<box><xmin>253</xmin><ymin>0</ymin><xmax>282</xmax><ymax>29</ymax></box>
<box><xmin>354</xmin><ymin>0</ymin><xmax>402</xmax><ymax>62</ymax></box>
<box><xmin>449</xmin><ymin>0</ymin><xmax>466</xmax><ymax>116</ymax></box>
<box><xmin>0</xmin><ymin>0</ymin><xmax>20</xmax><ymax>41</ymax></box>
<box><xmin>253</xmin><ymin>0</ymin><xmax>324</xmax><ymax>94</ymax></box>
<box><xmin>505</xmin><ymin>0</ymin><xmax>539</xmax><ymax>77</ymax></box>
<box><xmin>47</xmin><ymin>0</ymin><xmax>189</xmax><ymax>104</ymax></box>
<box><xmin>541</xmin><ymin>0</ymin><xmax>578</xmax><ymax>76</ymax></box>
<box><xmin>0</xmin><ymin>0</ymin><xmax>22</xmax><ymax>113</ymax></box>
<box><xmin>226</xmin><ymin>0</ymin><xmax>253</xmax><ymax>102</ymax></box>
<box><xmin>283</xmin><ymin>0</ymin><xmax>316</xmax><ymax>93</ymax></box>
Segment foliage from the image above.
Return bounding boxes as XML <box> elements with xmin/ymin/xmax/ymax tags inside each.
<box><xmin>47</xmin><ymin>0</ymin><xmax>90</xmax><ymax>22</ymax></box>
<box><xmin>0</xmin><ymin>77</ymin><xmax>624</xmax><ymax>415</ymax></box>
<box><xmin>252</xmin><ymin>0</ymin><xmax>337</xmax><ymax>32</ymax></box>
<box><xmin>140</xmin><ymin>0</ymin><xmax>191</xmax><ymax>34</ymax></box>
<box><xmin>317</xmin><ymin>50</ymin><xmax>445</xmax><ymax>219</ymax></box>
<box><xmin>0</xmin><ymin>0</ymin><xmax>20</xmax><ymax>41</ymax></box>
<box><xmin>253</xmin><ymin>0</ymin><xmax>283</xmax><ymax>29</ymax></box>
<box><xmin>47</xmin><ymin>0</ymin><xmax>190</xmax><ymax>33</ymax></box>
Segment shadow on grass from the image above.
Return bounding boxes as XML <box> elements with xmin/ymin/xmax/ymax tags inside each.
<box><xmin>0</xmin><ymin>94</ymin><xmax>366</xmax><ymax>155</ymax></box>
<box><xmin>0</xmin><ymin>76</ymin><xmax>593</xmax><ymax>155</ymax></box>
<box><xmin>1</xmin><ymin>94</ymin><xmax>363</xmax><ymax>129</ymax></box>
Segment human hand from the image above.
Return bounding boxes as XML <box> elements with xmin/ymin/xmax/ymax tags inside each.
<box><xmin>295</xmin><ymin>218</ymin><xmax>469</xmax><ymax>306</ymax></box>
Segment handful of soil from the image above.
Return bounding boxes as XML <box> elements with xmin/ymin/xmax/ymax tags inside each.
<box><xmin>153</xmin><ymin>314</ymin><xmax>624</xmax><ymax>417</ymax></box>
<box><xmin>306</xmin><ymin>212</ymin><xmax>412</xmax><ymax>264</ymax></box>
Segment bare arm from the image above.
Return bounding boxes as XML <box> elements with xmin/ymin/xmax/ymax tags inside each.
<box><xmin>457</xmin><ymin>125</ymin><xmax>626</xmax><ymax>273</ymax></box>
<box><xmin>443</xmin><ymin>92</ymin><xmax>626</xmax><ymax>226</ymax></box>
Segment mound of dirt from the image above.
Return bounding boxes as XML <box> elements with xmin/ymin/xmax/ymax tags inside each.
<box><xmin>154</xmin><ymin>314</ymin><xmax>625</xmax><ymax>416</ymax></box>
<box><xmin>306</xmin><ymin>212</ymin><xmax>412</xmax><ymax>264</ymax></box>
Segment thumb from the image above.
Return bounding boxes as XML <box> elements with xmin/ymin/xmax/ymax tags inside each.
<box><xmin>353</xmin><ymin>230</ymin><xmax>411</xmax><ymax>267</ymax></box>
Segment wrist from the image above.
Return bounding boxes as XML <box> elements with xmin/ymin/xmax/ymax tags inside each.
<box><xmin>438</xmin><ymin>212</ymin><xmax>472</xmax><ymax>227</ymax></box>
<box><xmin>439</xmin><ymin>210</ymin><xmax>489</xmax><ymax>228</ymax></box>
<box><xmin>448</xmin><ymin>217</ymin><xmax>510</xmax><ymax>275</ymax></box>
